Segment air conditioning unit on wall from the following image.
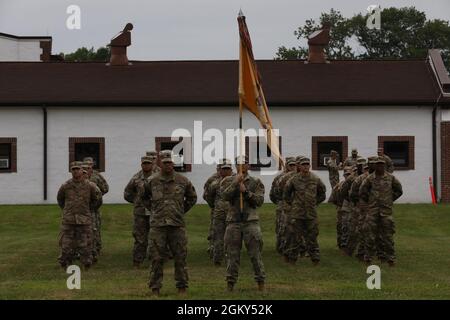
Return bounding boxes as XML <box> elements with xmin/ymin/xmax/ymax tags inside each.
<box><xmin>0</xmin><ymin>158</ymin><xmax>9</xmax><ymax>169</ymax></box>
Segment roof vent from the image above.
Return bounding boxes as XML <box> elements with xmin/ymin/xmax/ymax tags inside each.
<box><xmin>307</xmin><ymin>23</ymin><xmax>330</xmax><ymax>64</ymax></box>
<box><xmin>108</xmin><ymin>23</ymin><xmax>133</xmax><ymax>66</ymax></box>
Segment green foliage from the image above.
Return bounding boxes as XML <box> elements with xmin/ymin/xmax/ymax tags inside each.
<box><xmin>276</xmin><ymin>7</ymin><xmax>450</xmax><ymax>70</ymax></box>
<box><xmin>1</xmin><ymin>203</ymin><xmax>450</xmax><ymax>299</ymax></box>
<box><xmin>62</xmin><ymin>46</ymin><xmax>110</xmax><ymax>62</ymax></box>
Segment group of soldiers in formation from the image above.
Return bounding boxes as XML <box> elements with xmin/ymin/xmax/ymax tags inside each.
<box><xmin>56</xmin><ymin>146</ymin><xmax>403</xmax><ymax>295</ymax></box>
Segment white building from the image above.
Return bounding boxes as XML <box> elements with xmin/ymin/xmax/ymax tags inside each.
<box><xmin>0</xmin><ymin>32</ymin><xmax>52</xmax><ymax>62</ymax></box>
<box><xmin>1</xmin><ymin>28</ymin><xmax>450</xmax><ymax>204</ymax></box>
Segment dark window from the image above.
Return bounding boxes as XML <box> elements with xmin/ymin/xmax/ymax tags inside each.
<box><xmin>69</xmin><ymin>137</ymin><xmax>105</xmax><ymax>172</ymax></box>
<box><xmin>0</xmin><ymin>143</ymin><xmax>12</xmax><ymax>171</ymax></box>
<box><xmin>155</xmin><ymin>137</ymin><xmax>192</xmax><ymax>172</ymax></box>
<box><xmin>384</xmin><ymin>141</ymin><xmax>409</xmax><ymax>167</ymax></box>
<box><xmin>311</xmin><ymin>136</ymin><xmax>348</xmax><ymax>170</ymax></box>
<box><xmin>317</xmin><ymin>141</ymin><xmax>343</xmax><ymax>169</ymax></box>
<box><xmin>246</xmin><ymin>136</ymin><xmax>282</xmax><ymax>171</ymax></box>
<box><xmin>378</xmin><ymin>136</ymin><xmax>414</xmax><ymax>170</ymax></box>
<box><xmin>74</xmin><ymin>143</ymin><xmax>101</xmax><ymax>170</ymax></box>
<box><xmin>0</xmin><ymin>138</ymin><xmax>17</xmax><ymax>173</ymax></box>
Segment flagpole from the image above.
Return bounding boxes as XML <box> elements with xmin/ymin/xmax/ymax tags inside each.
<box><xmin>239</xmin><ymin>99</ymin><xmax>244</xmax><ymax>212</ymax></box>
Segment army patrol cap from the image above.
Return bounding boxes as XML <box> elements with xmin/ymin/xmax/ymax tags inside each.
<box><xmin>330</xmin><ymin>150</ymin><xmax>338</xmax><ymax>155</ymax></box>
<box><xmin>83</xmin><ymin>157</ymin><xmax>95</xmax><ymax>165</ymax></box>
<box><xmin>357</xmin><ymin>158</ymin><xmax>367</xmax><ymax>165</ymax></box>
<box><xmin>375</xmin><ymin>156</ymin><xmax>386</xmax><ymax>164</ymax></box>
<box><xmin>146</xmin><ymin>151</ymin><xmax>158</xmax><ymax>160</ymax></box>
<box><xmin>367</xmin><ymin>156</ymin><xmax>377</xmax><ymax>164</ymax></box>
<box><xmin>159</xmin><ymin>150</ymin><xmax>174</xmax><ymax>163</ymax></box>
<box><xmin>81</xmin><ymin>162</ymin><xmax>91</xmax><ymax>169</ymax></box>
<box><xmin>286</xmin><ymin>157</ymin><xmax>296</xmax><ymax>166</ymax></box>
<box><xmin>141</xmin><ymin>156</ymin><xmax>153</xmax><ymax>164</ymax></box>
<box><xmin>70</xmin><ymin>161</ymin><xmax>83</xmax><ymax>170</ymax></box>
<box><xmin>295</xmin><ymin>155</ymin><xmax>305</xmax><ymax>164</ymax></box>
<box><xmin>299</xmin><ymin>157</ymin><xmax>310</xmax><ymax>165</ymax></box>
<box><xmin>352</xmin><ymin>148</ymin><xmax>358</xmax><ymax>153</ymax></box>
<box><xmin>343</xmin><ymin>170</ymin><xmax>352</xmax><ymax>176</ymax></box>
<box><xmin>220</xmin><ymin>158</ymin><xmax>233</xmax><ymax>169</ymax></box>
<box><xmin>235</xmin><ymin>155</ymin><xmax>249</xmax><ymax>165</ymax></box>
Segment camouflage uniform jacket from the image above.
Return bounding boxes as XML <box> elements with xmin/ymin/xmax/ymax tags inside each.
<box><xmin>359</xmin><ymin>172</ymin><xmax>403</xmax><ymax>212</ymax></box>
<box><xmin>152</xmin><ymin>166</ymin><xmax>161</xmax><ymax>174</ymax></box>
<box><xmin>326</xmin><ymin>159</ymin><xmax>340</xmax><ymax>176</ymax></box>
<box><xmin>349</xmin><ymin>172</ymin><xmax>369</xmax><ymax>205</ymax></box>
<box><xmin>142</xmin><ymin>172</ymin><xmax>197</xmax><ymax>227</ymax></box>
<box><xmin>329</xmin><ymin>180</ymin><xmax>345</xmax><ymax>207</ymax></box>
<box><xmin>220</xmin><ymin>174</ymin><xmax>265</xmax><ymax>223</ymax></box>
<box><xmin>91</xmin><ymin>171</ymin><xmax>109</xmax><ymax>195</ymax></box>
<box><xmin>269</xmin><ymin>171</ymin><xmax>286</xmax><ymax>204</ymax></box>
<box><xmin>380</xmin><ymin>155</ymin><xmax>394</xmax><ymax>173</ymax></box>
<box><xmin>206</xmin><ymin>176</ymin><xmax>232</xmax><ymax>219</ymax></box>
<box><xmin>283</xmin><ymin>172</ymin><xmax>326</xmax><ymax>219</ymax></box>
<box><xmin>57</xmin><ymin>179</ymin><xmax>101</xmax><ymax>225</ymax></box>
<box><xmin>342</xmin><ymin>157</ymin><xmax>360</xmax><ymax>168</ymax></box>
<box><xmin>124</xmin><ymin>170</ymin><xmax>152</xmax><ymax>216</ymax></box>
<box><xmin>202</xmin><ymin>172</ymin><xmax>220</xmax><ymax>207</ymax></box>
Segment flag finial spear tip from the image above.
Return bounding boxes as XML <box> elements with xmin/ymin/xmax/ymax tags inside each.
<box><xmin>238</xmin><ymin>8</ymin><xmax>244</xmax><ymax>17</ymax></box>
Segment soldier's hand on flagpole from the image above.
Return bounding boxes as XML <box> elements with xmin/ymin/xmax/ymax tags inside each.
<box><xmin>239</xmin><ymin>182</ymin><xmax>246</xmax><ymax>193</ymax></box>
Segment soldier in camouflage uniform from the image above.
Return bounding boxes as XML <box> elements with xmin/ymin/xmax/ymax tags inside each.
<box><xmin>269</xmin><ymin>156</ymin><xmax>297</xmax><ymax>255</ymax></box>
<box><xmin>203</xmin><ymin>164</ymin><xmax>222</xmax><ymax>259</ymax></box>
<box><xmin>205</xmin><ymin>159</ymin><xmax>234</xmax><ymax>266</ymax></box>
<box><xmin>342</xmin><ymin>148</ymin><xmax>360</xmax><ymax>168</ymax></box>
<box><xmin>221</xmin><ymin>156</ymin><xmax>265</xmax><ymax>292</ymax></box>
<box><xmin>377</xmin><ymin>147</ymin><xmax>394</xmax><ymax>173</ymax></box>
<box><xmin>146</xmin><ymin>151</ymin><xmax>162</xmax><ymax>174</ymax></box>
<box><xmin>349</xmin><ymin>157</ymin><xmax>376</xmax><ymax>260</ymax></box>
<box><xmin>283</xmin><ymin>157</ymin><xmax>326</xmax><ymax>265</ymax></box>
<box><xmin>142</xmin><ymin>150</ymin><xmax>197</xmax><ymax>295</ymax></box>
<box><xmin>360</xmin><ymin>157</ymin><xmax>403</xmax><ymax>266</ymax></box>
<box><xmin>124</xmin><ymin>156</ymin><xmax>154</xmax><ymax>267</ymax></box>
<box><xmin>329</xmin><ymin>168</ymin><xmax>352</xmax><ymax>250</ymax></box>
<box><xmin>83</xmin><ymin>157</ymin><xmax>109</xmax><ymax>255</ymax></box>
<box><xmin>57</xmin><ymin>161</ymin><xmax>101</xmax><ymax>269</ymax></box>
<box><xmin>345</xmin><ymin>158</ymin><xmax>367</xmax><ymax>258</ymax></box>
<box><xmin>326</xmin><ymin>150</ymin><xmax>341</xmax><ymax>189</ymax></box>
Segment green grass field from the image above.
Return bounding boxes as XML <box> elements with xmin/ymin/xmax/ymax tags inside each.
<box><xmin>0</xmin><ymin>203</ymin><xmax>449</xmax><ymax>300</ymax></box>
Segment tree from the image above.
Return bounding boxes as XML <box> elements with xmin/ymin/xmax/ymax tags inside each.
<box><xmin>276</xmin><ymin>7</ymin><xmax>450</xmax><ymax>71</ymax></box>
<box><xmin>276</xmin><ymin>9</ymin><xmax>355</xmax><ymax>60</ymax></box>
<box><xmin>62</xmin><ymin>46</ymin><xmax>110</xmax><ymax>62</ymax></box>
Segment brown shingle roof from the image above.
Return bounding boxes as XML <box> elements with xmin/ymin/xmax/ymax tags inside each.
<box><xmin>0</xmin><ymin>59</ymin><xmax>448</xmax><ymax>106</ymax></box>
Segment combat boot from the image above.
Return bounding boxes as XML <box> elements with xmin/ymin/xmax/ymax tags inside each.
<box><xmin>227</xmin><ymin>282</ymin><xmax>234</xmax><ymax>292</ymax></box>
<box><xmin>178</xmin><ymin>287</ymin><xmax>187</xmax><ymax>295</ymax></box>
<box><xmin>133</xmin><ymin>261</ymin><xmax>142</xmax><ymax>269</ymax></box>
<box><xmin>257</xmin><ymin>282</ymin><xmax>265</xmax><ymax>292</ymax></box>
<box><xmin>151</xmin><ymin>288</ymin><xmax>160</xmax><ymax>296</ymax></box>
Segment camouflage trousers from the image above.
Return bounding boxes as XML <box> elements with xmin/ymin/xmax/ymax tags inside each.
<box><xmin>346</xmin><ymin>205</ymin><xmax>368</xmax><ymax>259</ymax></box>
<box><xmin>212</xmin><ymin>216</ymin><xmax>226</xmax><ymax>264</ymax></box>
<box><xmin>133</xmin><ymin>215</ymin><xmax>150</xmax><ymax>264</ymax></box>
<box><xmin>224</xmin><ymin>221</ymin><xmax>265</xmax><ymax>284</ymax></box>
<box><xmin>92</xmin><ymin>210</ymin><xmax>102</xmax><ymax>254</ymax></box>
<box><xmin>329</xmin><ymin>174</ymin><xmax>339</xmax><ymax>189</ymax></box>
<box><xmin>148</xmin><ymin>226</ymin><xmax>188</xmax><ymax>289</ymax></box>
<box><xmin>363</xmin><ymin>209</ymin><xmax>396</xmax><ymax>263</ymax></box>
<box><xmin>284</xmin><ymin>218</ymin><xmax>319</xmax><ymax>262</ymax></box>
<box><xmin>207</xmin><ymin>210</ymin><xmax>214</xmax><ymax>259</ymax></box>
<box><xmin>336</xmin><ymin>207</ymin><xmax>347</xmax><ymax>249</ymax></box>
<box><xmin>275</xmin><ymin>206</ymin><xmax>283</xmax><ymax>254</ymax></box>
<box><xmin>58</xmin><ymin>223</ymin><xmax>93</xmax><ymax>267</ymax></box>
<box><xmin>340</xmin><ymin>208</ymin><xmax>352</xmax><ymax>248</ymax></box>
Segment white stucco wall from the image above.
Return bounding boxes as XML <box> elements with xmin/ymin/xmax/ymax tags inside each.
<box><xmin>0</xmin><ymin>36</ymin><xmax>44</xmax><ymax>61</ymax></box>
<box><xmin>0</xmin><ymin>105</ymin><xmax>433</xmax><ymax>204</ymax></box>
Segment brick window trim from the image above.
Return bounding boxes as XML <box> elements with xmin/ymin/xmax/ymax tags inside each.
<box><xmin>155</xmin><ymin>137</ymin><xmax>192</xmax><ymax>172</ymax></box>
<box><xmin>0</xmin><ymin>137</ymin><xmax>17</xmax><ymax>173</ymax></box>
<box><xmin>69</xmin><ymin>137</ymin><xmax>105</xmax><ymax>172</ymax></box>
<box><xmin>245</xmin><ymin>136</ymin><xmax>283</xmax><ymax>171</ymax></box>
<box><xmin>441</xmin><ymin>122</ymin><xmax>450</xmax><ymax>202</ymax></box>
<box><xmin>311</xmin><ymin>136</ymin><xmax>348</xmax><ymax>171</ymax></box>
<box><xmin>378</xmin><ymin>136</ymin><xmax>415</xmax><ymax>171</ymax></box>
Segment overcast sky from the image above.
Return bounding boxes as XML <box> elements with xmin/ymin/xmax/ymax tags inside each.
<box><xmin>0</xmin><ymin>0</ymin><xmax>449</xmax><ymax>60</ymax></box>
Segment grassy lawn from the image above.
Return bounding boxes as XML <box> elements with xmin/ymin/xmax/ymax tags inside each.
<box><xmin>0</xmin><ymin>203</ymin><xmax>449</xmax><ymax>300</ymax></box>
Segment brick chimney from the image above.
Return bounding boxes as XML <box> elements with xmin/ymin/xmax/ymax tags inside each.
<box><xmin>108</xmin><ymin>23</ymin><xmax>133</xmax><ymax>66</ymax></box>
<box><xmin>307</xmin><ymin>23</ymin><xmax>330</xmax><ymax>64</ymax></box>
